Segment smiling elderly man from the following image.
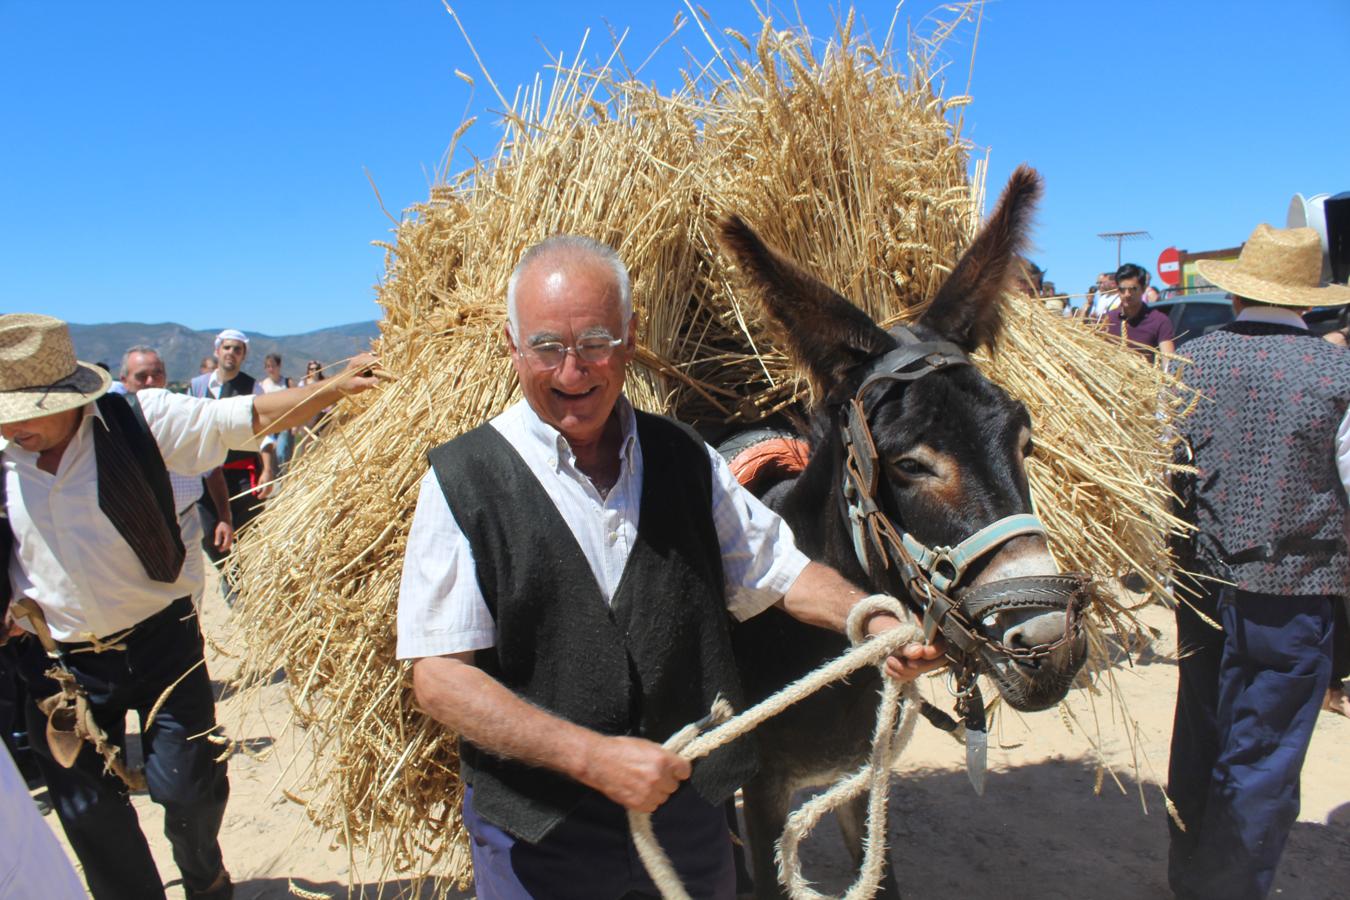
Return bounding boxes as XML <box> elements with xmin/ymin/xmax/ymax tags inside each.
<box><xmin>396</xmin><ymin>235</ymin><xmax>942</xmax><ymax>899</ymax></box>
<box><xmin>0</xmin><ymin>314</ymin><xmax>382</xmax><ymax>900</ymax></box>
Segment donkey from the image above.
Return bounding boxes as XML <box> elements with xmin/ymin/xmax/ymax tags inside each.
<box><xmin>717</xmin><ymin>166</ymin><xmax>1089</xmax><ymax>898</ymax></box>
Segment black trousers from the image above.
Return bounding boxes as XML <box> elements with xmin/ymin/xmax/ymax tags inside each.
<box><xmin>0</xmin><ymin>643</ymin><xmax>29</xmax><ymax>761</ymax></box>
<box><xmin>199</xmin><ymin>468</ymin><xmax>263</xmax><ymax>568</ymax></box>
<box><xmin>14</xmin><ymin>597</ymin><xmax>229</xmax><ymax>900</ymax></box>
<box><xmin>1333</xmin><ymin>598</ymin><xmax>1349</xmax><ymax>683</ymax></box>
<box><xmin>1167</xmin><ymin>584</ymin><xmax>1333</xmax><ymax>900</ymax></box>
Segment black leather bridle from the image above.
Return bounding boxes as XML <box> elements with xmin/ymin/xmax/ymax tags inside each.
<box><xmin>838</xmin><ymin>326</ymin><xmax>1089</xmax><ymax>731</ymax></box>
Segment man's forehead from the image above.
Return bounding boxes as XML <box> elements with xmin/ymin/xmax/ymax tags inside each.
<box><xmin>517</xmin><ymin>263</ymin><xmax>622</xmax><ymax>325</ymax></box>
<box><xmin>219</xmin><ymin>340</ymin><xmax>246</xmax><ymax>352</ymax></box>
<box><xmin>129</xmin><ymin>351</ymin><xmax>164</xmax><ymax>368</ymax></box>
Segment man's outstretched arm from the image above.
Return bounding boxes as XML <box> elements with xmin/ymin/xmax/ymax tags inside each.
<box><xmin>778</xmin><ymin>560</ymin><xmax>946</xmax><ymax>681</ymax></box>
<box><xmin>249</xmin><ymin>352</ymin><xmax>387</xmax><ymax>436</ymax></box>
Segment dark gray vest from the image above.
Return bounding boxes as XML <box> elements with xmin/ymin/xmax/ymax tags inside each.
<box><xmin>1175</xmin><ymin>322</ymin><xmax>1350</xmax><ymax>595</ymax></box>
<box><xmin>428</xmin><ymin>411</ymin><xmax>757</xmax><ymax>842</ymax></box>
<box><xmin>216</xmin><ymin>372</ymin><xmax>261</xmax><ymax>470</ymax></box>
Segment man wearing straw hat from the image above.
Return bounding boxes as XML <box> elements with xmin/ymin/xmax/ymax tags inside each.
<box><xmin>397</xmin><ymin>236</ymin><xmax>942</xmax><ymax>899</ymax></box>
<box><xmin>1166</xmin><ymin>225</ymin><xmax>1350</xmax><ymax>900</ymax></box>
<box><xmin>0</xmin><ymin>313</ymin><xmax>383</xmax><ymax>900</ymax></box>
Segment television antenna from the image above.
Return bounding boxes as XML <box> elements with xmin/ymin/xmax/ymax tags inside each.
<box><xmin>1098</xmin><ymin>230</ymin><xmax>1151</xmax><ymax>268</ymax></box>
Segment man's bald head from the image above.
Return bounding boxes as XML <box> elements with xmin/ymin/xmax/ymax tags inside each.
<box><xmin>506</xmin><ymin>236</ymin><xmax>632</xmax><ymax>338</ymax></box>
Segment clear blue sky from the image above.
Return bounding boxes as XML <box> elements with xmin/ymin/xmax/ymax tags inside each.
<box><xmin>3</xmin><ymin>1</ymin><xmax>1347</xmax><ymax>333</ymax></box>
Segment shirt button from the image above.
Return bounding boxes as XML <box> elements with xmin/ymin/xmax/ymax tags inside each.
<box><xmin>607</xmin><ymin>531</ymin><xmax>618</xmax><ymax>544</ymax></box>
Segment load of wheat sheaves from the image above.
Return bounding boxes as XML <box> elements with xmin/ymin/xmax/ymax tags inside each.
<box><xmin>228</xmin><ymin>7</ymin><xmax>1190</xmax><ymax>890</ymax></box>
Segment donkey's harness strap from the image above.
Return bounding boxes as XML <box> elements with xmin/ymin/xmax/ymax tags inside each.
<box><xmin>900</xmin><ymin>513</ymin><xmax>1047</xmax><ymax>594</ymax></box>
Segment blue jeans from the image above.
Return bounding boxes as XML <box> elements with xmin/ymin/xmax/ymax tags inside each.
<box><xmin>1167</xmin><ymin>586</ymin><xmax>1333</xmax><ymax>900</ymax></box>
<box><xmin>16</xmin><ymin>597</ymin><xmax>229</xmax><ymax>900</ymax></box>
<box><xmin>464</xmin><ymin>782</ymin><xmax>735</xmax><ymax>899</ymax></box>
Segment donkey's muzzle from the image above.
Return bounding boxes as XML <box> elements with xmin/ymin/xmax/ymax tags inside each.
<box><xmin>959</xmin><ymin>573</ymin><xmax>1090</xmax><ymax>712</ymax></box>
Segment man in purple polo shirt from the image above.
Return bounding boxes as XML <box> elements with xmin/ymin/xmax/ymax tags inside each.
<box><xmin>1105</xmin><ymin>262</ymin><xmax>1175</xmax><ymax>362</ymax></box>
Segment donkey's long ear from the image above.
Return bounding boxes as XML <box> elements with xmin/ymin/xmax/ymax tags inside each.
<box><xmin>719</xmin><ymin>216</ymin><xmax>893</xmax><ymax>395</ymax></box>
<box><xmin>919</xmin><ymin>165</ymin><xmax>1042</xmax><ymax>352</ymax></box>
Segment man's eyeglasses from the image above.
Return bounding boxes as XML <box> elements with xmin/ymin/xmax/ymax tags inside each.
<box><xmin>517</xmin><ymin>335</ymin><xmax>625</xmax><ymax>370</ymax></box>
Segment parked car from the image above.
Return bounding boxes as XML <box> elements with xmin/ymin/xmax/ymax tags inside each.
<box><xmin>1152</xmin><ymin>292</ymin><xmax>1232</xmax><ymax>346</ymax></box>
<box><xmin>1153</xmin><ymin>291</ymin><xmax>1346</xmax><ymax>346</ymax></box>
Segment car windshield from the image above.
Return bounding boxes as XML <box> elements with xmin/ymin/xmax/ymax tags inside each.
<box><xmin>1173</xmin><ymin>303</ymin><xmax>1232</xmax><ymax>344</ymax></box>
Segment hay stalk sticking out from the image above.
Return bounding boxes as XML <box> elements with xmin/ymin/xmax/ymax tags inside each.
<box><xmin>229</xmin><ymin>6</ymin><xmax>1191</xmax><ymax>890</ymax></box>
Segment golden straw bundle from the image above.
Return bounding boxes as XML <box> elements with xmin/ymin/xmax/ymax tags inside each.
<box><xmin>229</xmin><ymin>5</ymin><xmax>1190</xmax><ymax>890</ymax></box>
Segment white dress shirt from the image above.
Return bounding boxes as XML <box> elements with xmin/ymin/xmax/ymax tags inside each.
<box><xmin>200</xmin><ymin>370</ymin><xmax>265</xmax><ymax>399</ymax></box>
<box><xmin>196</xmin><ymin>370</ymin><xmax>273</xmax><ymax>450</ymax></box>
<box><xmin>3</xmin><ymin>388</ymin><xmax>260</xmax><ymax>641</ymax></box>
<box><xmin>0</xmin><ymin>745</ymin><xmax>86</xmax><ymax>899</ymax></box>
<box><xmin>1088</xmin><ymin>290</ymin><xmax>1119</xmax><ymax>317</ymax></box>
<box><xmin>396</xmin><ymin>397</ymin><xmax>811</xmax><ymax>659</ymax></box>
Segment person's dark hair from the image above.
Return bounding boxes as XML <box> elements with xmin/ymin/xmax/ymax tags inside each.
<box><xmin>1115</xmin><ymin>262</ymin><xmax>1148</xmax><ymax>286</ymax></box>
<box><xmin>265</xmin><ymin>352</ymin><xmax>282</xmax><ymax>366</ymax></box>
<box><xmin>1014</xmin><ymin>255</ymin><xmax>1044</xmax><ymax>292</ymax></box>
<box><xmin>305</xmin><ymin>360</ymin><xmax>326</xmax><ymax>381</ymax></box>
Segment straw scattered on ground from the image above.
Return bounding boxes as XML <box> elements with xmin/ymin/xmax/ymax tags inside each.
<box><xmin>227</xmin><ymin>4</ymin><xmax>1193</xmax><ymax>890</ymax></box>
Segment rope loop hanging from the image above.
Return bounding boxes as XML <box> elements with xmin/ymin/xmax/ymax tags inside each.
<box><xmin>629</xmin><ymin>595</ymin><xmax>922</xmax><ymax>900</ymax></box>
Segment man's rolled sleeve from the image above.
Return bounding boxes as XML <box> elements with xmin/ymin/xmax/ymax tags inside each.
<box><xmin>396</xmin><ymin>471</ymin><xmax>497</xmax><ymax>659</ymax></box>
<box><xmin>705</xmin><ymin>445</ymin><xmax>812</xmax><ymax>621</ymax></box>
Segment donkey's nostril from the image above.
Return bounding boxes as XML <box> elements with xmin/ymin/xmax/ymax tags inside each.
<box><xmin>1002</xmin><ymin>611</ymin><xmax>1066</xmax><ymax>651</ymax></box>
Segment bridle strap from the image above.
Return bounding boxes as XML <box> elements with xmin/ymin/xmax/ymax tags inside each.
<box><xmin>900</xmin><ymin>513</ymin><xmax>1048</xmax><ymax>594</ymax></box>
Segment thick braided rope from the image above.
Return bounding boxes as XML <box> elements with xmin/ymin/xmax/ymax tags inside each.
<box><xmin>779</xmin><ymin>595</ymin><xmax>920</xmax><ymax>899</ymax></box>
<box><xmin>628</xmin><ymin>595</ymin><xmax>922</xmax><ymax>900</ymax></box>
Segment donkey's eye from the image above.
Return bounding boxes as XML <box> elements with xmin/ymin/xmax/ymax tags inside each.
<box><xmin>891</xmin><ymin>457</ymin><xmax>931</xmax><ymax>478</ymax></box>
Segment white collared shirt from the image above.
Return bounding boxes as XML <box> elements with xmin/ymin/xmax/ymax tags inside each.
<box><xmin>0</xmin><ymin>745</ymin><xmax>86</xmax><ymax>899</ymax></box>
<box><xmin>203</xmin><ymin>370</ymin><xmax>265</xmax><ymax>399</ymax></box>
<box><xmin>197</xmin><ymin>371</ymin><xmax>274</xmax><ymax>451</ymax></box>
<box><xmin>1089</xmin><ymin>291</ymin><xmax>1119</xmax><ymax>317</ymax></box>
<box><xmin>396</xmin><ymin>397</ymin><xmax>811</xmax><ymax>659</ymax></box>
<box><xmin>3</xmin><ymin>388</ymin><xmax>261</xmax><ymax>641</ymax></box>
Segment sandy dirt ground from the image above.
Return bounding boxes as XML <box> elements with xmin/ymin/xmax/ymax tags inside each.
<box><xmin>33</xmin><ymin>561</ymin><xmax>1350</xmax><ymax>899</ymax></box>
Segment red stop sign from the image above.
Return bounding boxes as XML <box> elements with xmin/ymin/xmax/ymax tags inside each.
<box><xmin>1157</xmin><ymin>246</ymin><xmax>1181</xmax><ymax>286</ymax></box>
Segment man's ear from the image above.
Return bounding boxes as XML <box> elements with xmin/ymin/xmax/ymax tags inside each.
<box><xmin>503</xmin><ymin>322</ymin><xmax>518</xmax><ymax>355</ymax></box>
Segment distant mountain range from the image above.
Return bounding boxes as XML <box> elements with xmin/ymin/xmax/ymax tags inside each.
<box><xmin>68</xmin><ymin>320</ymin><xmax>381</xmax><ymax>385</ymax></box>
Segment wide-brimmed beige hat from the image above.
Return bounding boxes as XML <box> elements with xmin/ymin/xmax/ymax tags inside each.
<box><xmin>0</xmin><ymin>314</ymin><xmax>112</xmax><ymax>425</ymax></box>
<box><xmin>1196</xmin><ymin>224</ymin><xmax>1350</xmax><ymax>308</ymax></box>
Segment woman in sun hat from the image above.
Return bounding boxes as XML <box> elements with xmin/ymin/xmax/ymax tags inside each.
<box><xmin>1166</xmin><ymin>225</ymin><xmax>1350</xmax><ymax>900</ymax></box>
<box><xmin>0</xmin><ymin>313</ymin><xmax>384</xmax><ymax>900</ymax></box>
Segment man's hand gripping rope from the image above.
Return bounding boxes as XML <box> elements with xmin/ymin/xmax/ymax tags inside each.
<box><xmin>628</xmin><ymin>595</ymin><xmax>927</xmax><ymax>900</ymax></box>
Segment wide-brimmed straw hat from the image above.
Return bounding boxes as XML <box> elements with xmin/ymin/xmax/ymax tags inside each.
<box><xmin>1196</xmin><ymin>224</ymin><xmax>1350</xmax><ymax>308</ymax></box>
<box><xmin>0</xmin><ymin>314</ymin><xmax>112</xmax><ymax>426</ymax></box>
